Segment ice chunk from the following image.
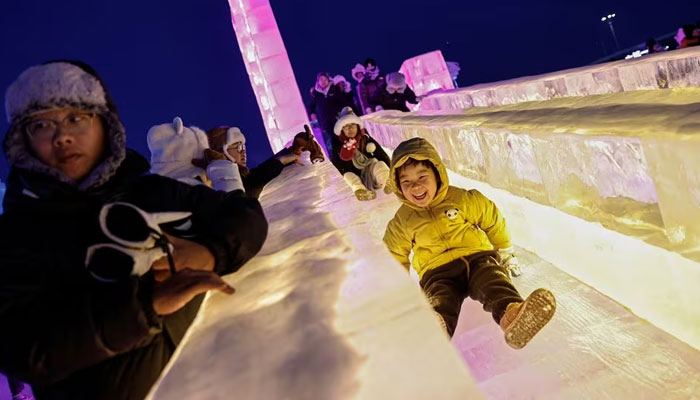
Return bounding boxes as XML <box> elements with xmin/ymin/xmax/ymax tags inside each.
<box><xmin>419</xmin><ymin>47</ymin><xmax>700</xmax><ymax>111</ymax></box>
<box><xmin>399</xmin><ymin>50</ymin><xmax>455</xmax><ymax>97</ymax></box>
<box><xmin>227</xmin><ymin>0</ymin><xmax>309</xmax><ymax>153</ymax></box>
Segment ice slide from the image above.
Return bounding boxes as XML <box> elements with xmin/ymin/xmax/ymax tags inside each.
<box><xmin>145</xmin><ymin>154</ymin><xmax>700</xmax><ymax>399</ymax></box>
<box><xmin>148</xmin><ymin>46</ymin><xmax>700</xmax><ymax>398</ymax></box>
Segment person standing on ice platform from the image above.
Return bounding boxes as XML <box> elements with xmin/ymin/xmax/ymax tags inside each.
<box><xmin>383</xmin><ymin>137</ymin><xmax>555</xmax><ymax>347</ymax></box>
<box><xmin>0</xmin><ymin>60</ymin><xmax>268</xmax><ymax>400</ymax></box>
<box><xmin>372</xmin><ymin>72</ymin><xmax>419</xmax><ymax>112</ymax></box>
<box><xmin>332</xmin><ymin>107</ymin><xmax>392</xmax><ymax>201</ymax></box>
<box><xmin>308</xmin><ymin>72</ymin><xmax>351</xmax><ymax>154</ymax></box>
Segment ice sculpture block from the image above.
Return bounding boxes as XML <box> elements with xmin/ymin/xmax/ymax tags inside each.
<box><xmin>419</xmin><ymin>47</ymin><xmax>700</xmax><ymax>111</ymax></box>
<box><xmin>147</xmin><ymin>161</ymin><xmax>483</xmax><ymax>399</ymax></box>
<box><xmin>399</xmin><ymin>50</ymin><xmax>455</xmax><ymax>97</ymax></box>
<box><xmin>362</xmin><ymin>91</ymin><xmax>700</xmax><ymax>349</ymax></box>
<box><xmin>227</xmin><ymin>0</ymin><xmax>309</xmax><ymax>152</ymax></box>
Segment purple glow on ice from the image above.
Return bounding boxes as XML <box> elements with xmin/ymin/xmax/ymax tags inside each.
<box><xmin>227</xmin><ymin>0</ymin><xmax>310</xmax><ymax>152</ymax></box>
<box><xmin>399</xmin><ymin>50</ymin><xmax>455</xmax><ymax>97</ymax></box>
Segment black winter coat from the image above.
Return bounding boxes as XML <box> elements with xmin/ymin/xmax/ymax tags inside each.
<box><xmin>0</xmin><ymin>150</ymin><xmax>268</xmax><ymax>400</ymax></box>
<box><xmin>242</xmin><ymin>157</ymin><xmax>284</xmax><ymax>199</ymax></box>
<box><xmin>330</xmin><ymin>133</ymin><xmax>391</xmax><ymax>176</ymax></box>
<box><xmin>308</xmin><ymin>85</ymin><xmax>352</xmax><ymax>134</ymax></box>
<box><xmin>357</xmin><ymin>75</ymin><xmax>385</xmax><ymax>113</ymax></box>
<box><xmin>372</xmin><ymin>86</ymin><xmax>418</xmax><ymax>112</ymax></box>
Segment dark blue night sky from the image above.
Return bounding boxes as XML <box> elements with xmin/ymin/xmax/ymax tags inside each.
<box><xmin>1</xmin><ymin>0</ymin><xmax>699</xmax><ymax>179</ymax></box>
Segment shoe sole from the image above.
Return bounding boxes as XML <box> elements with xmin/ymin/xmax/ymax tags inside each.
<box><xmin>504</xmin><ymin>288</ymin><xmax>556</xmax><ymax>349</ymax></box>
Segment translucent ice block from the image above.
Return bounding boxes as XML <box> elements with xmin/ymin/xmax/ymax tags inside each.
<box><xmin>419</xmin><ymin>47</ymin><xmax>700</xmax><ymax>112</ymax></box>
<box><xmin>363</xmin><ymin>90</ymin><xmax>700</xmax><ymax>261</ymax></box>
<box><xmin>399</xmin><ymin>50</ymin><xmax>455</xmax><ymax>97</ymax></box>
<box><xmin>227</xmin><ymin>0</ymin><xmax>309</xmax><ymax>152</ymax></box>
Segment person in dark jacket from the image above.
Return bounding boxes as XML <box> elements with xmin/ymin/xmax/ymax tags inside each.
<box><xmin>357</xmin><ymin>58</ymin><xmax>385</xmax><ymax>115</ymax></box>
<box><xmin>331</xmin><ymin>107</ymin><xmax>391</xmax><ymax>201</ymax></box>
<box><xmin>350</xmin><ymin>63</ymin><xmax>366</xmax><ymax>116</ymax></box>
<box><xmin>206</xmin><ymin>126</ymin><xmax>301</xmax><ymax>199</ymax></box>
<box><xmin>0</xmin><ymin>61</ymin><xmax>268</xmax><ymax>400</ymax></box>
<box><xmin>680</xmin><ymin>24</ymin><xmax>700</xmax><ymax>48</ymax></box>
<box><xmin>372</xmin><ymin>72</ymin><xmax>419</xmax><ymax>112</ymax></box>
<box><xmin>308</xmin><ymin>72</ymin><xmax>352</xmax><ymax>154</ymax></box>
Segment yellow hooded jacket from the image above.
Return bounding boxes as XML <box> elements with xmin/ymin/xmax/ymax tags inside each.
<box><xmin>383</xmin><ymin>137</ymin><xmax>511</xmax><ymax>279</ymax></box>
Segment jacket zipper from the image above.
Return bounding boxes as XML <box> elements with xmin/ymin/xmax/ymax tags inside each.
<box><xmin>428</xmin><ymin>207</ymin><xmax>454</xmax><ymax>263</ymax></box>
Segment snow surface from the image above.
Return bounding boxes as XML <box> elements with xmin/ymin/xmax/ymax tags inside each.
<box><xmin>147</xmin><ymin>157</ymin><xmax>700</xmax><ymax>399</ymax></box>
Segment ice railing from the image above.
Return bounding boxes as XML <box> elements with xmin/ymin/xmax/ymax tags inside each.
<box><xmin>419</xmin><ymin>47</ymin><xmax>700</xmax><ymax>111</ymax></box>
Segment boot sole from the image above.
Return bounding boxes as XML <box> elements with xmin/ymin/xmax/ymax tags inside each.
<box><xmin>504</xmin><ymin>288</ymin><xmax>556</xmax><ymax>349</ymax></box>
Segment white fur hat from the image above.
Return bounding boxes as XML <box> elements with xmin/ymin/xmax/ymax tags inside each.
<box><xmin>148</xmin><ymin>117</ymin><xmax>209</xmax><ymax>181</ymax></box>
<box><xmin>223</xmin><ymin>127</ymin><xmax>245</xmax><ymax>162</ymax></box>
<box><xmin>351</xmin><ymin>64</ymin><xmax>366</xmax><ymax>82</ymax></box>
<box><xmin>333</xmin><ymin>107</ymin><xmax>363</xmax><ymax>136</ymax></box>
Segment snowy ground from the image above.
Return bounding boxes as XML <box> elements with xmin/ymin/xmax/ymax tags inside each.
<box><xmin>148</xmin><ymin>158</ymin><xmax>700</xmax><ymax>399</ymax></box>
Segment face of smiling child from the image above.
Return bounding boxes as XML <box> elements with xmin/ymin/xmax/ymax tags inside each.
<box><xmin>398</xmin><ymin>161</ymin><xmax>438</xmax><ymax>208</ymax></box>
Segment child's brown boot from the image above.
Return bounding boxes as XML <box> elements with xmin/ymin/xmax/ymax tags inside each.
<box><xmin>499</xmin><ymin>288</ymin><xmax>556</xmax><ymax>349</ymax></box>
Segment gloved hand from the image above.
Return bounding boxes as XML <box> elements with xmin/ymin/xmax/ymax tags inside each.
<box><xmin>375</xmin><ymin>105</ymin><xmax>384</xmax><ymax>111</ymax></box>
<box><xmin>191</xmin><ymin>148</ymin><xmax>228</xmax><ymax>169</ymax></box>
<box><xmin>498</xmin><ymin>247</ymin><xmax>522</xmax><ymax>278</ymax></box>
<box><xmin>206</xmin><ymin>159</ymin><xmax>244</xmax><ymax>193</ymax></box>
<box><xmin>85</xmin><ymin>243</ymin><xmax>169</xmax><ymax>282</ymax></box>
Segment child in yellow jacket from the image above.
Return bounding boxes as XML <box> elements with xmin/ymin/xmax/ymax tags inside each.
<box><xmin>383</xmin><ymin>137</ymin><xmax>555</xmax><ymax>348</ymax></box>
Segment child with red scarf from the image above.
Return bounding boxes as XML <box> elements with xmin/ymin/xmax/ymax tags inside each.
<box><xmin>332</xmin><ymin>107</ymin><xmax>392</xmax><ymax>200</ymax></box>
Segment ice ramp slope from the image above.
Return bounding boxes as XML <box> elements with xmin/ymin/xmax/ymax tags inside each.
<box><xmin>147</xmin><ymin>160</ymin><xmax>483</xmax><ymax>400</ymax></box>
<box><xmin>363</xmin><ymin>87</ymin><xmax>700</xmax><ymax>354</ymax></box>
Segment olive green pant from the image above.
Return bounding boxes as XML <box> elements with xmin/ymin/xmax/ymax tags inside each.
<box><xmin>419</xmin><ymin>251</ymin><xmax>523</xmax><ymax>337</ymax></box>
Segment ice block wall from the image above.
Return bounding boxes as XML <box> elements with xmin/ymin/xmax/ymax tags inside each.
<box><xmin>419</xmin><ymin>47</ymin><xmax>700</xmax><ymax>111</ymax></box>
<box><xmin>227</xmin><ymin>0</ymin><xmax>309</xmax><ymax>152</ymax></box>
<box><xmin>364</xmin><ymin>82</ymin><xmax>700</xmax><ymax>349</ymax></box>
<box><xmin>399</xmin><ymin>50</ymin><xmax>455</xmax><ymax>97</ymax></box>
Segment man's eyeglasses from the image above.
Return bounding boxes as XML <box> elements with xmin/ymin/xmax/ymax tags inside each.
<box><xmin>24</xmin><ymin>112</ymin><xmax>96</xmax><ymax>141</ymax></box>
<box><xmin>230</xmin><ymin>143</ymin><xmax>245</xmax><ymax>153</ymax></box>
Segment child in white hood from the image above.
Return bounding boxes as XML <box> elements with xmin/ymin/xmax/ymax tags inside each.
<box><xmin>332</xmin><ymin>107</ymin><xmax>391</xmax><ymax>200</ymax></box>
<box><xmin>147</xmin><ymin>117</ymin><xmax>244</xmax><ymax>193</ymax></box>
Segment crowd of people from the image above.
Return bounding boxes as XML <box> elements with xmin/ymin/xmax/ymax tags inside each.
<box><xmin>307</xmin><ymin>58</ymin><xmax>420</xmax><ymax>201</ymax></box>
<box><xmin>0</xmin><ymin>60</ymin><xmax>552</xmax><ymax>400</ymax></box>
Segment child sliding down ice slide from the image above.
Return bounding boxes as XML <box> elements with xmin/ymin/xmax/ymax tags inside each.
<box><xmin>383</xmin><ymin>137</ymin><xmax>553</xmax><ymax>348</ymax></box>
<box><xmin>332</xmin><ymin>107</ymin><xmax>392</xmax><ymax>201</ymax></box>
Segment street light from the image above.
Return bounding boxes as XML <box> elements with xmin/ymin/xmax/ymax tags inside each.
<box><xmin>601</xmin><ymin>13</ymin><xmax>620</xmax><ymax>50</ymax></box>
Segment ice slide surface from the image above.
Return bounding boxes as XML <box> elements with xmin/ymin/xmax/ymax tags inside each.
<box><xmin>147</xmin><ymin>160</ymin><xmax>700</xmax><ymax>399</ymax></box>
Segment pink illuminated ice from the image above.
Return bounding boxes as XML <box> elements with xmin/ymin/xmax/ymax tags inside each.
<box><xmin>399</xmin><ymin>50</ymin><xmax>455</xmax><ymax>97</ymax></box>
<box><xmin>227</xmin><ymin>0</ymin><xmax>309</xmax><ymax>152</ymax></box>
